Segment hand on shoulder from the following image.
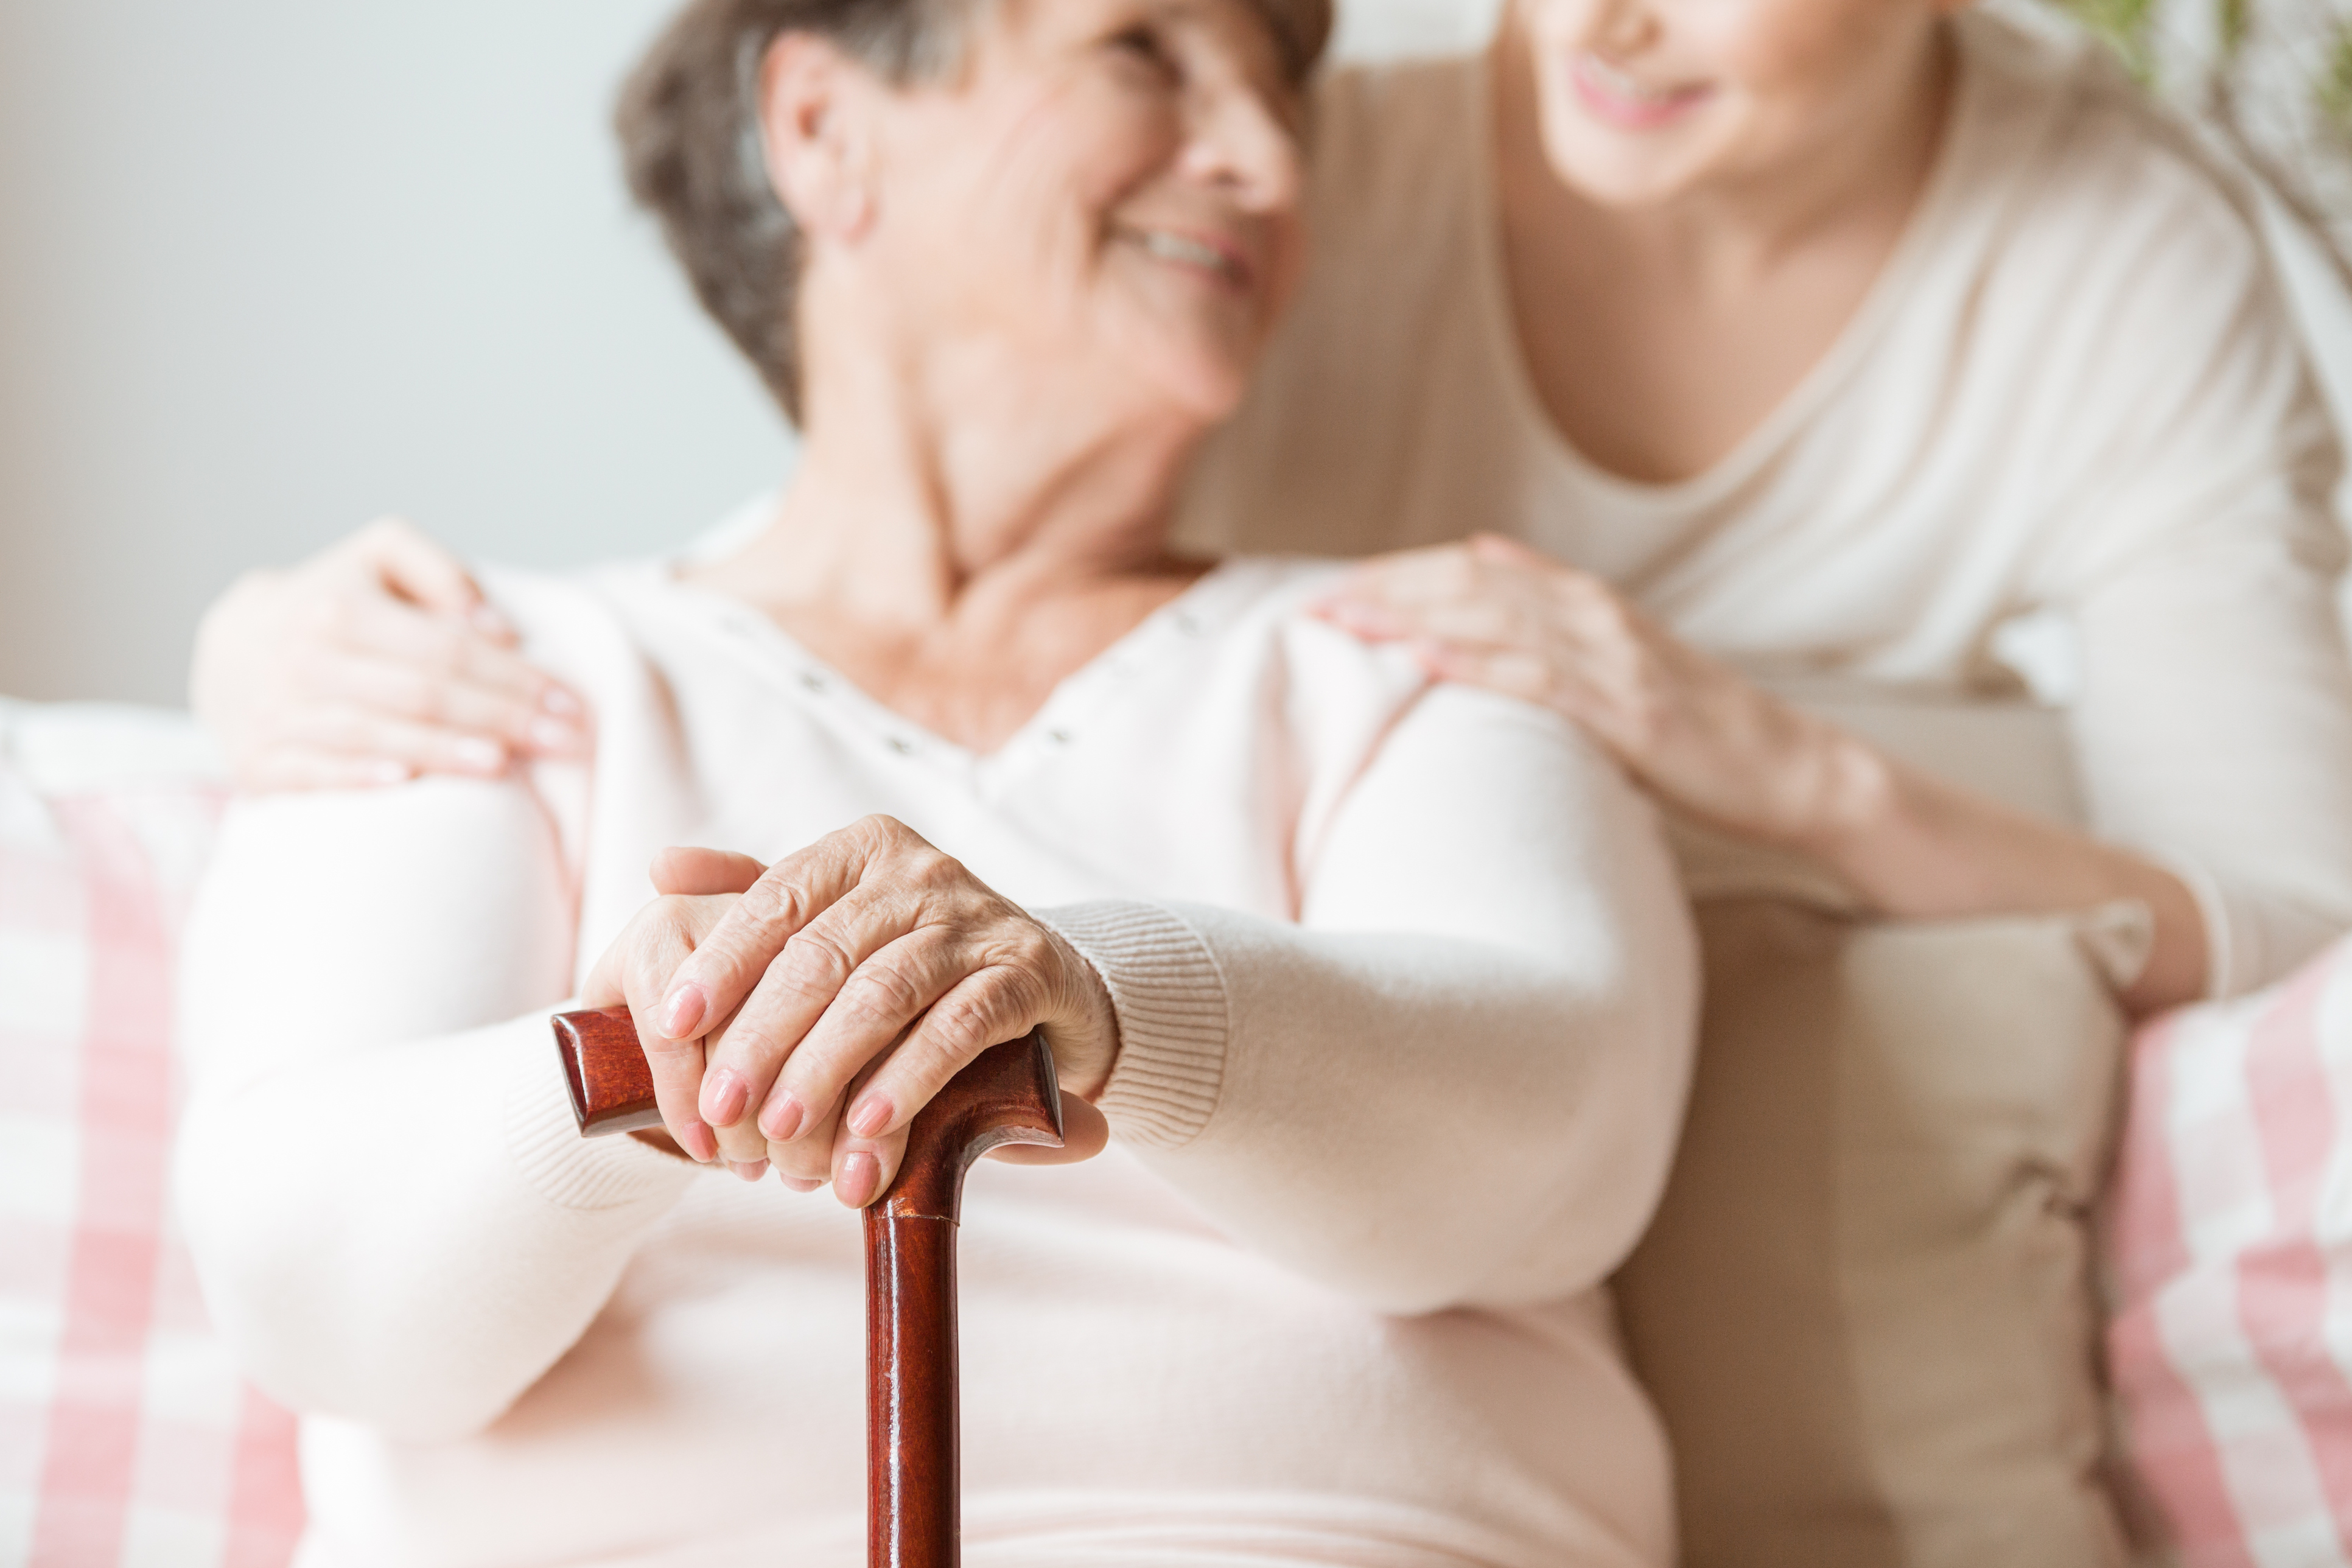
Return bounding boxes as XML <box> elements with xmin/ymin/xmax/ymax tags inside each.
<box><xmin>191</xmin><ymin>517</ymin><xmax>589</xmax><ymax>791</ymax></box>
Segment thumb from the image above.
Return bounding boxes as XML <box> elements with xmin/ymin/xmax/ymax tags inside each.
<box><xmin>649</xmin><ymin>846</ymin><xmax>769</xmax><ymax>898</ymax></box>
<box><xmin>352</xmin><ymin>516</ymin><xmax>513</xmax><ymax>639</ymax></box>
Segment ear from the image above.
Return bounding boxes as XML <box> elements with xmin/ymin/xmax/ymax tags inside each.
<box><xmin>757</xmin><ymin>32</ymin><xmax>882</xmax><ymax>243</ymax></box>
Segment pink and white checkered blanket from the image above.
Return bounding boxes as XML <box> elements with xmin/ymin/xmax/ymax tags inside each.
<box><xmin>0</xmin><ymin>727</ymin><xmax>302</xmax><ymax>1567</ymax></box>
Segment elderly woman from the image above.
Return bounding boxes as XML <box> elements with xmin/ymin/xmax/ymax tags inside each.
<box><xmin>197</xmin><ymin>0</ymin><xmax>2352</xmax><ymax>1021</ymax></box>
<box><xmin>173</xmin><ymin>1</ymin><xmax>1696</xmax><ymax>1565</ymax></box>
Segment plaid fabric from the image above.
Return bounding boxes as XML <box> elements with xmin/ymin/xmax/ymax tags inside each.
<box><xmin>2109</xmin><ymin>935</ymin><xmax>2352</xmax><ymax>1567</ymax></box>
<box><xmin>0</xmin><ymin>752</ymin><xmax>303</xmax><ymax>1567</ymax></box>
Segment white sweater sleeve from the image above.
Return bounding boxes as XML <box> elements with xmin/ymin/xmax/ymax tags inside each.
<box><xmin>2022</xmin><ymin>152</ymin><xmax>2352</xmax><ymax>997</ymax></box>
<box><xmin>1045</xmin><ymin>687</ymin><xmax>1699</xmax><ymax>1314</ymax></box>
<box><xmin>173</xmin><ymin>779</ymin><xmax>698</xmax><ymax>1441</ymax></box>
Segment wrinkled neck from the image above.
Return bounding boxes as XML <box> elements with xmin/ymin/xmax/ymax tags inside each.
<box><xmin>716</xmin><ymin>259</ymin><xmax>1211</xmax><ymax>632</ymax></box>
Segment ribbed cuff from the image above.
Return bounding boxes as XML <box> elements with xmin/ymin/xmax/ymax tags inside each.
<box><xmin>1037</xmin><ymin>902</ymin><xmax>1229</xmax><ymax>1149</ymax></box>
<box><xmin>499</xmin><ymin>1011</ymin><xmax>701</xmax><ymax>1211</ymax></box>
<box><xmin>2145</xmin><ymin>848</ymin><xmax>2240</xmax><ymax>1001</ymax></box>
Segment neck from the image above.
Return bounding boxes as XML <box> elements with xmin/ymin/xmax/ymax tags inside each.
<box><xmin>1493</xmin><ymin>15</ymin><xmax>1956</xmax><ymax>282</ymax></box>
<box><xmin>709</xmin><ymin>265</ymin><xmax>1211</xmax><ymax>634</ymax></box>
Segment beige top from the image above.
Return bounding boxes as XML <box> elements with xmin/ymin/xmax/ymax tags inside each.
<box><xmin>1180</xmin><ymin>13</ymin><xmax>2352</xmax><ymax>996</ymax></box>
<box><xmin>177</xmin><ymin>558</ymin><xmax>1696</xmax><ymax>1567</ymax></box>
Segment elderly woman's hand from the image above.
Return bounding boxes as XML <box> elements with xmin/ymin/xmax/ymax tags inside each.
<box><xmin>580</xmin><ymin>818</ymin><xmax>1117</xmax><ymax>1206</ymax></box>
<box><xmin>1314</xmin><ymin>534</ymin><xmax>1864</xmax><ymax>851</ymax></box>
<box><xmin>190</xmin><ymin>518</ymin><xmax>589</xmax><ymax>791</ymax></box>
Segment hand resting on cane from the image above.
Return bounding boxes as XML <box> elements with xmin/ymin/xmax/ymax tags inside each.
<box><xmin>583</xmin><ymin>822</ymin><xmax>1114</xmax><ymax>1207</ymax></box>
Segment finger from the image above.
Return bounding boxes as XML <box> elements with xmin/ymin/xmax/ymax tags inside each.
<box><xmin>324</xmin><ymin>595</ymin><xmax>588</xmax><ymax>752</ymax></box>
<box><xmin>280</xmin><ymin>701</ymin><xmax>513</xmax><ymax>778</ymax></box>
<box><xmin>765</xmin><ymin>1087</ymin><xmax>847</xmax><ymax>1184</ymax></box>
<box><xmin>833</xmin><ymin>960</ymin><xmax>1050</xmax><ymax>1145</ymax></box>
<box><xmin>581</xmin><ymin>895</ymin><xmax>740</xmax><ymax>1163</ymax></box>
<box><xmin>238</xmin><ymin>744</ymin><xmax>415</xmax><ymax>793</ymax></box>
<box><xmin>314</xmin><ymin>648</ymin><xmax>586</xmax><ymax>760</ymax></box>
<box><xmin>348</xmin><ymin>517</ymin><xmax>508</xmax><ymax>636</ymax></box>
<box><xmin>1321</xmin><ymin>545</ymin><xmax>1483</xmax><ymax>611</ymax></box>
<box><xmin>1413</xmin><ymin>638</ymin><xmax>1567</xmax><ymax>708</ymax></box>
<box><xmin>1466</xmin><ymin>532</ymin><xmax>1553</xmax><ymax>569</ymax></box>
<box><xmin>831</xmin><ymin>1118</ymin><xmax>910</xmax><ymax>1209</ymax></box>
<box><xmin>718</xmin><ymin>905</ymin><xmax>961</xmax><ymax>1144</ymax></box>
<box><xmin>649</xmin><ymin>847</ymin><xmax>769</xmax><ymax>898</ymax></box>
<box><xmin>1360</xmin><ymin>596</ymin><xmax>1531</xmax><ymax>648</ymax></box>
<box><xmin>989</xmin><ymin>1093</ymin><xmax>1110</xmax><ymax>1166</ymax></box>
<box><xmin>655</xmin><ymin>819</ymin><xmax>900</xmax><ymax>1041</ymax></box>
<box><xmin>1415</xmin><ymin>639</ymin><xmax>1643</xmax><ymax>757</ymax></box>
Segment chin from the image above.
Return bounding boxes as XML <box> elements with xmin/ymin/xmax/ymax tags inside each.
<box><xmin>1116</xmin><ymin>326</ymin><xmax>1261</xmax><ymax>425</ymax></box>
<box><xmin>1157</xmin><ymin>356</ymin><xmax>1254</xmax><ymax>424</ymax></box>
<box><xmin>1541</xmin><ymin>121</ymin><xmax>1724</xmax><ymax>208</ymax></box>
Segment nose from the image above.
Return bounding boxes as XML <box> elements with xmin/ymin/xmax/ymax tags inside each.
<box><xmin>1588</xmin><ymin>0</ymin><xmax>1659</xmax><ymax>57</ymax></box>
<box><xmin>1177</xmin><ymin>82</ymin><xmax>1302</xmax><ymax>214</ymax></box>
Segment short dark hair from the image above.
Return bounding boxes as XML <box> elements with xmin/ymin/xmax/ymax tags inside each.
<box><xmin>614</xmin><ymin>0</ymin><xmax>1334</xmax><ymax>422</ymax></box>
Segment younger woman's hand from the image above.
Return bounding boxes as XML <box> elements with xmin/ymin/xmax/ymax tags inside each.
<box><xmin>584</xmin><ymin>821</ymin><xmax>1116</xmax><ymax>1206</ymax></box>
<box><xmin>1312</xmin><ymin>534</ymin><xmax>1860</xmax><ymax>851</ymax></box>
<box><xmin>191</xmin><ymin>517</ymin><xmax>589</xmax><ymax>791</ymax></box>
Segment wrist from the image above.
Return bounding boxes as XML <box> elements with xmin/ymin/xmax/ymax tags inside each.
<box><xmin>1046</xmin><ymin>928</ymin><xmax>1121</xmax><ymax>1101</ymax></box>
<box><xmin>1783</xmin><ymin>722</ymin><xmax>1901</xmax><ymax>868</ymax></box>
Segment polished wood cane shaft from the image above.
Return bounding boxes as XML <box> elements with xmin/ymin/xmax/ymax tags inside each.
<box><xmin>551</xmin><ymin>1007</ymin><xmax>1065</xmax><ymax>1568</ymax></box>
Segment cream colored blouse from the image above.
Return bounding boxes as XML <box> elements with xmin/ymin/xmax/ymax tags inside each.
<box><xmin>1179</xmin><ymin>13</ymin><xmax>2352</xmax><ymax>996</ymax></box>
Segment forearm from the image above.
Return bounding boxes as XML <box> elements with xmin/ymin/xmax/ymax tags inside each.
<box><xmin>1799</xmin><ymin>731</ymin><xmax>2206</xmax><ymax>1013</ymax></box>
<box><xmin>172</xmin><ymin>779</ymin><xmax>694</xmax><ymax>1437</ymax></box>
<box><xmin>1057</xmin><ymin>903</ymin><xmax>1693</xmax><ymax>1314</ymax></box>
<box><xmin>1048</xmin><ymin>688</ymin><xmax>1699</xmax><ymax>1313</ymax></box>
<box><xmin>177</xmin><ymin>1013</ymin><xmax>695</xmax><ymax>1439</ymax></box>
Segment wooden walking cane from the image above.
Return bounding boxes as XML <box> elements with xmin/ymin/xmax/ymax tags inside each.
<box><xmin>549</xmin><ymin>1006</ymin><xmax>1066</xmax><ymax>1568</ymax></box>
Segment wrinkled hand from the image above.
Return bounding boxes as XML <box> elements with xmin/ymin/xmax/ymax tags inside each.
<box><xmin>579</xmin><ymin>819</ymin><xmax>1115</xmax><ymax>1207</ymax></box>
<box><xmin>190</xmin><ymin>517</ymin><xmax>589</xmax><ymax>791</ymax></box>
<box><xmin>1314</xmin><ymin>534</ymin><xmax>1857</xmax><ymax>849</ymax></box>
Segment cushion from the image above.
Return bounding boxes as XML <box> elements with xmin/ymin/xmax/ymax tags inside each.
<box><xmin>2105</xmin><ymin>931</ymin><xmax>2352</xmax><ymax>1563</ymax></box>
<box><xmin>0</xmin><ymin>704</ymin><xmax>301</xmax><ymax>1566</ymax></box>
<box><xmin>1615</xmin><ymin>896</ymin><xmax>2148</xmax><ymax>1567</ymax></box>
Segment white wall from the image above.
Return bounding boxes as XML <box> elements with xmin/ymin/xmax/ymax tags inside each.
<box><xmin>0</xmin><ymin>1</ymin><xmax>796</xmax><ymax>705</ymax></box>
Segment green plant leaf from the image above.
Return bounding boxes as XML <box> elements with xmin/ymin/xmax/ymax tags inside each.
<box><xmin>2053</xmin><ymin>0</ymin><xmax>2161</xmax><ymax>81</ymax></box>
<box><xmin>2322</xmin><ymin>19</ymin><xmax>2352</xmax><ymax>135</ymax></box>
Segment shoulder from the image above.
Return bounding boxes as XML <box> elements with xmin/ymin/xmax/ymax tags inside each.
<box><xmin>1200</xmin><ymin>556</ymin><xmax>1591</xmax><ymax>763</ymax></box>
<box><xmin>1953</xmin><ymin>13</ymin><xmax>2276</xmax><ymax>314</ymax></box>
<box><xmin>474</xmin><ymin>557</ymin><xmax>722</xmax><ymax>712</ymax></box>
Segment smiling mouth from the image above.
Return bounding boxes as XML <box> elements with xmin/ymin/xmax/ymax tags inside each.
<box><xmin>1117</xmin><ymin>225</ymin><xmax>1252</xmax><ymax>289</ymax></box>
<box><xmin>1570</xmin><ymin>52</ymin><xmax>1715</xmax><ymax>127</ymax></box>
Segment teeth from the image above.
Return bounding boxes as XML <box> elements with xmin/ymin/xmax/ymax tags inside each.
<box><xmin>1581</xmin><ymin>54</ymin><xmax>1680</xmax><ymax>104</ymax></box>
<box><xmin>1135</xmin><ymin>228</ymin><xmax>1237</xmax><ymax>278</ymax></box>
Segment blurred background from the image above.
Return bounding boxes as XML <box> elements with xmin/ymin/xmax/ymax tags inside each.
<box><xmin>0</xmin><ymin>0</ymin><xmax>2343</xmax><ymax>706</ymax></box>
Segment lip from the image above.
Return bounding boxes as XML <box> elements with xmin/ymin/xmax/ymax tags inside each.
<box><xmin>1568</xmin><ymin>52</ymin><xmax>1716</xmax><ymax>131</ymax></box>
<box><xmin>1114</xmin><ymin>222</ymin><xmax>1258</xmax><ymax>293</ymax></box>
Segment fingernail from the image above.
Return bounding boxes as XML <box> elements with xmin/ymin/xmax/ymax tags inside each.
<box><xmin>731</xmin><ymin>1158</ymin><xmax>769</xmax><ymax>1184</ymax></box>
<box><xmin>847</xmin><ymin>1093</ymin><xmax>893</xmax><ymax>1138</ymax></box>
<box><xmin>471</xmin><ymin>604</ymin><xmax>517</xmax><ymax>640</ymax></box>
<box><xmin>364</xmin><ymin>759</ymin><xmax>412</xmax><ymax>786</ymax></box>
<box><xmin>758</xmin><ymin>1093</ymin><xmax>805</xmax><ymax>1143</ymax></box>
<box><xmin>453</xmin><ymin>737</ymin><xmax>505</xmax><ymax>774</ymax></box>
<box><xmin>680</xmin><ymin>1119</ymin><xmax>718</xmax><ymax>1163</ymax></box>
<box><xmin>659</xmin><ymin>984</ymin><xmax>706</xmax><ymax>1040</ymax></box>
<box><xmin>702</xmin><ymin>1067</ymin><xmax>750</xmax><ymax>1127</ymax></box>
<box><xmin>839</xmin><ymin>1152</ymin><xmax>881</xmax><ymax>1207</ymax></box>
<box><xmin>541</xmin><ymin>686</ymin><xmax>584</xmax><ymax>717</ymax></box>
<box><xmin>782</xmin><ymin>1175</ymin><xmax>825</xmax><ymax>1194</ymax></box>
<box><xmin>527</xmin><ymin>716</ymin><xmax>584</xmax><ymax>754</ymax></box>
